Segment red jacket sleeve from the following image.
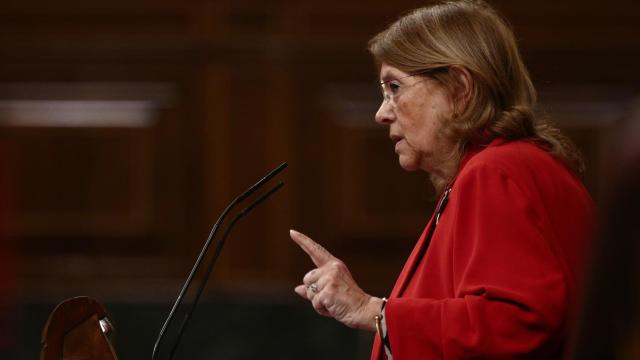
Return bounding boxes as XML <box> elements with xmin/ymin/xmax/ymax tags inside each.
<box><xmin>384</xmin><ymin>161</ymin><xmax>574</xmax><ymax>359</ymax></box>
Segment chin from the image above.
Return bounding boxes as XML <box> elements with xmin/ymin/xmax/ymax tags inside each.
<box><xmin>398</xmin><ymin>156</ymin><xmax>420</xmax><ymax>172</ymax></box>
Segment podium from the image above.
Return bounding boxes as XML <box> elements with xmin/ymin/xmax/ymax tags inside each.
<box><xmin>39</xmin><ymin>163</ymin><xmax>287</xmax><ymax>360</ymax></box>
<box><xmin>41</xmin><ymin>297</ymin><xmax>118</xmax><ymax>360</ymax></box>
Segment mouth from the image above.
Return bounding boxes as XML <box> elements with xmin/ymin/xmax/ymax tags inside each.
<box><xmin>390</xmin><ymin>134</ymin><xmax>403</xmax><ymax>144</ymax></box>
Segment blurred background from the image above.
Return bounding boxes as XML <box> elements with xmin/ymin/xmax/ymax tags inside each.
<box><xmin>0</xmin><ymin>0</ymin><xmax>638</xmax><ymax>359</ymax></box>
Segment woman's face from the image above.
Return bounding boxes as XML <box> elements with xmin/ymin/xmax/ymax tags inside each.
<box><xmin>375</xmin><ymin>63</ymin><xmax>455</xmax><ymax>177</ymax></box>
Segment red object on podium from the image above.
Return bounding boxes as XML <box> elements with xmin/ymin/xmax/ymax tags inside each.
<box><xmin>41</xmin><ymin>296</ymin><xmax>118</xmax><ymax>360</ymax></box>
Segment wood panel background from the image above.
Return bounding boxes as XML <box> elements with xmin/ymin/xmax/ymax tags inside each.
<box><xmin>0</xmin><ymin>0</ymin><xmax>637</xmax><ymax>304</ymax></box>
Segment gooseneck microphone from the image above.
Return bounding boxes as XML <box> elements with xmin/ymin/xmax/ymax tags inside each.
<box><xmin>152</xmin><ymin>162</ymin><xmax>288</xmax><ymax>360</ymax></box>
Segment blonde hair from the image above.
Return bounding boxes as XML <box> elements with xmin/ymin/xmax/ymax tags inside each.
<box><xmin>368</xmin><ymin>0</ymin><xmax>584</xmax><ymax>176</ymax></box>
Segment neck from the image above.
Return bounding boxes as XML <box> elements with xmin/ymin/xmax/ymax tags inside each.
<box><xmin>425</xmin><ymin>147</ymin><xmax>460</xmax><ymax>191</ymax></box>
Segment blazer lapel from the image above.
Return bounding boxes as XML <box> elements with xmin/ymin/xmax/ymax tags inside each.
<box><xmin>390</xmin><ymin>215</ymin><xmax>436</xmax><ymax>298</ymax></box>
<box><xmin>389</xmin><ymin>185</ymin><xmax>452</xmax><ymax>298</ymax></box>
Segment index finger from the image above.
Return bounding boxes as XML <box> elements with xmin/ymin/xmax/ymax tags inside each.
<box><xmin>290</xmin><ymin>229</ymin><xmax>334</xmax><ymax>266</ymax></box>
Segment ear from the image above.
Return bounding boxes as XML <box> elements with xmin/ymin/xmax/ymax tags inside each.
<box><xmin>448</xmin><ymin>65</ymin><xmax>474</xmax><ymax>111</ymax></box>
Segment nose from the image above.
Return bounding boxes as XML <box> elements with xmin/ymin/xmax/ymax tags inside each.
<box><xmin>375</xmin><ymin>100</ymin><xmax>394</xmax><ymax>125</ymax></box>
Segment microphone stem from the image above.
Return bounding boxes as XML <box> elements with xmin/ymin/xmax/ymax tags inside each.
<box><xmin>167</xmin><ymin>182</ymin><xmax>284</xmax><ymax>359</ymax></box>
<box><xmin>152</xmin><ymin>163</ymin><xmax>287</xmax><ymax>360</ymax></box>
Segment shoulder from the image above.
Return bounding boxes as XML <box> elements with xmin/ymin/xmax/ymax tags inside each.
<box><xmin>469</xmin><ymin>140</ymin><xmax>555</xmax><ymax>170</ymax></box>
<box><xmin>461</xmin><ymin>140</ymin><xmax>571</xmax><ymax>181</ymax></box>
<box><xmin>456</xmin><ymin>140</ymin><xmax>589</xmax><ymax>205</ymax></box>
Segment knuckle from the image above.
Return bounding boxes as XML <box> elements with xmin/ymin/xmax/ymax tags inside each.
<box><xmin>323</xmin><ymin>287</ymin><xmax>335</xmax><ymax>297</ymax></box>
<box><xmin>312</xmin><ymin>298</ymin><xmax>323</xmax><ymax>310</ymax></box>
<box><xmin>325</xmin><ymin>278</ymin><xmax>338</xmax><ymax>289</ymax></box>
<box><xmin>314</xmin><ymin>243</ymin><xmax>327</xmax><ymax>253</ymax></box>
<box><xmin>327</xmin><ymin>263</ymin><xmax>345</xmax><ymax>276</ymax></box>
<box><xmin>303</xmin><ymin>269</ymin><xmax>317</xmax><ymax>283</ymax></box>
<box><xmin>319</xmin><ymin>297</ymin><xmax>331</xmax><ymax>307</ymax></box>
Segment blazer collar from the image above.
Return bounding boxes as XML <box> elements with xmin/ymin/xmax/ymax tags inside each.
<box><xmin>389</xmin><ymin>137</ymin><xmax>508</xmax><ymax>298</ymax></box>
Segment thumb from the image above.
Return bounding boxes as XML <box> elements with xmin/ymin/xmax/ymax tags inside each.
<box><xmin>294</xmin><ymin>285</ymin><xmax>308</xmax><ymax>299</ymax></box>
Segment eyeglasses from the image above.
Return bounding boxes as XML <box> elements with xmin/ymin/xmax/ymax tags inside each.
<box><xmin>379</xmin><ymin>68</ymin><xmax>446</xmax><ymax>104</ymax></box>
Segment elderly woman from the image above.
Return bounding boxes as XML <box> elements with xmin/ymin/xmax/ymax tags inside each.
<box><xmin>290</xmin><ymin>1</ymin><xmax>594</xmax><ymax>359</ymax></box>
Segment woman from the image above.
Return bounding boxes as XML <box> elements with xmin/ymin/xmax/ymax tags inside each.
<box><xmin>290</xmin><ymin>1</ymin><xmax>594</xmax><ymax>358</ymax></box>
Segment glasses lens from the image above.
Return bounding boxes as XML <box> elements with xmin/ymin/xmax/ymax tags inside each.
<box><xmin>380</xmin><ymin>83</ymin><xmax>389</xmax><ymax>102</ymax></box>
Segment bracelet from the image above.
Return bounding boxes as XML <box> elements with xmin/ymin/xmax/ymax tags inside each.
<box><xmin>374</xmin><ymin>297</ymin><xmax>387</xmax><ymax>338</ymax></box>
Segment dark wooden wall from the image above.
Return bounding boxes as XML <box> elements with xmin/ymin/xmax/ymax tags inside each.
<box><xmin>0</xmin><ymin>0</ymin><xmax>638</xmax><ymax>305</ymax></box>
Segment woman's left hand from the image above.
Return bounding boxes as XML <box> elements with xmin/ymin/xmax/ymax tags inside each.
<box><xmin>290</xmin><ymin>229</ymin><xmax>383</xmax><ymax>331</ymax></box>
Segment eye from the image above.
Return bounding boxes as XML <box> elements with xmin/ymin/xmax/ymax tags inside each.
<box><xmin>388</xmin><ymin>81</ymin><xmax>401</xmax><ymax>94</ymax></box>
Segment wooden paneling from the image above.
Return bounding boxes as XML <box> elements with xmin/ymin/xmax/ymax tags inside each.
<box><xmin>10</xmin><ymin>127</ymin><xmax>153</xmax><ymax>238</ymax></box>
<box><xmin>0</xmin><ymin>0</ymin><xmax>637</xmax><ymax>301</ymax></box>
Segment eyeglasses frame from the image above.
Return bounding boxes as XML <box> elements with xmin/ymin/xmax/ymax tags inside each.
<box><xmin>379</xmin><ymin>67</ymin><xmax>448</xmax><ymax>104</ymax></box>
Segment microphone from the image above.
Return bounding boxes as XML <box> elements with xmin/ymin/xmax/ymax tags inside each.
<box><xmin>167</xmin><ymin>182</ymin><xmax>284</xmax><ymax>359</ymax></box>
<box><xmin>152</xmin><ymin>162</ymin><xmax>288</xmax><ymax>360</ymax></box>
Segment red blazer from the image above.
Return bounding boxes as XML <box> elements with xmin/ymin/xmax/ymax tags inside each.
<box><xmin>371</xmin><ymin>139</ymin><xmax>594</xmax><ymax>359</ymax></box>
